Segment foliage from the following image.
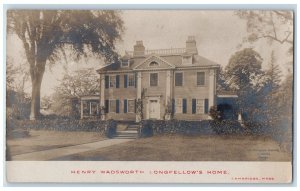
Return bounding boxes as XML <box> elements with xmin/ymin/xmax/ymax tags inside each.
<box><xmin>225</xmin><ymin>48</ymin><xmax>263</xmax><ymax>91</ymax></box>
<box><xmin>216</xmin><ymin>67</ymin><xmax>230</xmax><ymax>92</ymax></box>
<box><xmin>104</xmin><ymin>119</ymin><xmax>117</xmax><ymax>138</ymax></box>
<box><xmin>7</xmin><ymin>10</ymin><xmax>124</xmax><ymax>120</ymax></box>
<box><xmin>51</xmin><ymin>68</ymin><xmax>100</xmax><ymax>115</ymax></box>
<box><xmin>236</xmin><ymin>10</ymin><xmax>293</xmax><ymax>53</ymax></box>
<box><xmin>138</xmin><ymin>120</ymin><xmax>212</xmax><ymax>137</ymax></box>
<box><xmin>138</xmin><ymin>120</ymin><xmax>154</xmax><ymax>138</ymax></box>
<box><xmin>136</xmin><ymin>88</ymin><xmax>147</xmax><ymax>121</ymax></box>
<box><xmin>210</xmin><ymin>120</ymin><xmax>244</xmax><ymax>135</ymax></box>
<box><xmin>164</xmin><ymin>98</ymin><xmax>174</xmax><ymax>120</ymax></box>
<box><xmin>7</xmin><ymin>115</ymin><xmax>108</xmax><ymax>133</ymax></box>
<box><xmin>225</xmin><ymin>48</ymin><xmax>264</xmax><ymax>121</ymax></box>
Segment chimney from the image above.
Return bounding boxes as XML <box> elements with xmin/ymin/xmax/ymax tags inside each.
<box><xmin>133</xmin><ymin>41</ymin><xmax>145</xmax><ymax>57</ymax></box>
<box><xmin>185</xmin><ymin>36</ymin><xmax>198</xmax><ymax>55</ymax></box>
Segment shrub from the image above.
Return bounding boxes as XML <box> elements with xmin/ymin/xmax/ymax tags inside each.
<box><xmin>210</xmin><ymin>120</ymin><xmax>244</xmax><ymax>135</ymax></box>
<box><xmin>138</xmin><ymin>119</ymin><xmax>213</xmax><ymax>137</ymax></box>
<box><xmin>138</xmin><ymin>120</ymin><xmax>154</xmax><ymax>138</ymax></box>
<box><xmin>104</xmin><ymin>119</ymin><xmax>117</xmax><ymax>138</ymax></box>
<box><xmin>6</xmin><ymin>116</ymin><xmax>107</xmax><ymax>133</ymax></box>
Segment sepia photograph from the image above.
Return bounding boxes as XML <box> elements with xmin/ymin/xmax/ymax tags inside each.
<box><xmin>5</xmin><ymin>9</ymin><xmax>294</xmax><ymax>183</ymax></box>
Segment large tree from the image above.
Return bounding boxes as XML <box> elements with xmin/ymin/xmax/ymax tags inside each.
<box><xmin>7</xmin><ymin>10</ymin><xmax>124</xmax><ymax>120</ymax></box>
<box><xmin>225</xmin><ymin>48</ymin><xmax>264</xmax><ymax>121</ymax></box>
<box><xmin>236</xmin><ymin>11</ymin><xmax>293</xmax><ymax>49</ymax></box>
<box><xmin>51</xmin><ymin>68</ymin><xmax>100</xmax><ymax>116</ymax></box>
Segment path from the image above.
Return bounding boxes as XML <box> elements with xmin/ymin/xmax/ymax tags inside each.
<box><xmin>11</xmin><ymin>124</ymin><xmax>139</xmax><ymax>161</ymax></box>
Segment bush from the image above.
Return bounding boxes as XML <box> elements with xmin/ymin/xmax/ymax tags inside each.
<box><xmin>138</xmin><ymin>120</ymin><xmax>213</xmax><ymax>137</ymax></box>
<box><xmin>6</xmin><ymin>116</ymin><xmax>107</xmax><ymax>133</ymax></box>
<box><xmin>210</xmin><ymin>120</ymin><xmax>244</xmax><ymax>135</ymax></box>
<box><xmin>138</xmin><ymin>120</ymin><xmax>154</xmax><ymax>138</ymax></box>
<box><xmin>104</xmin><ymin>119</ymin><xmax>117</xmax><ymax>138</ymax></box>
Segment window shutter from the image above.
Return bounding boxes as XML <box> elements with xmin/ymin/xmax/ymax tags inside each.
<box><xmin>134</xmin><ymin>73</ymin><xmax>137</xmax><ymax>88</ymax></box>
<box><xmin>124</xmin><ymin>99</ymin><xmax>127</xmax><ymax>113</ymax></box>
<box><xmin>105</xmin><ymin>76</ymin><xmax>109</xmax><ymax>89</ymax></box>
<box><xmin>204</xmin><ymin>99</ymin><xmax>209</xmax><ymax>114</ymax></box>
<box><xmin>105</xmin><ymin>100</ymin><xmax>109</xmax><ymax>113</ymax></box>
<box><xmin>116</xmin><ymin>100</ymin><xmax>120</xmax><ymax>113</ymax></box>
<box><xmin>172</xmin><ymin>99</ymin><xmax>175</xmax><ymax>113</ymax></box>
<box><xmin>134</xmin><ymin>99</ymin><xmax>137</xmax><ymax>113</ymax></box>
<box><xmin>124</xmin><ymin>74</ymin><xmax>128</xmax><ymax>88</ymax></box>
<box><xmin>183</xmin><ymin>98</ymin><xmax>187</xmax><ymax>114</ymax></box>
<box><xmin>116</xmin><ymin>75</ymin><xmax>120</xmax><ymax>88</ymax></box>
<box><xmin>192</xmin><ymin>99</ymin><xmax>196</xmax><ymax>114</ymax></box>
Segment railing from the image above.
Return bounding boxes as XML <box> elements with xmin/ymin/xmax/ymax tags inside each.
<box><xmin>126</xmin><ymin>48</ymin><xmax>186</xmax><ymax>57</ymax></box>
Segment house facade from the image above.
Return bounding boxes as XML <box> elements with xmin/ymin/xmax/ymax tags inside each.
<box><xmin>96</xmin><ymin>36</ymin><xmax>220</xmax><ymax>122</ymax></box>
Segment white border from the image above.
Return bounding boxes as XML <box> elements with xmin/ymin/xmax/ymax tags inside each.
<box><xmin>1</xmin><ymin>1</ymin><xmax>298</xmax><ymax>190</ymax></box>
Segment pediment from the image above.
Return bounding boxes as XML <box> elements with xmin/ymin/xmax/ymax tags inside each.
<box><xmin>133</xmin><ymin>54</ymin><xmax>175</xmax><ymax>70</ymax></box>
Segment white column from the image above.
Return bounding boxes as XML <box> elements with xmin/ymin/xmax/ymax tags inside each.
<box><xmin>208</xmin><ymin>69</ymin><xmax>216</xmax><ymax>109</ymax></box>
<box><xmin>89</xmin><ymin>102</ymin><xmax>92</xmax><ymax>115</ymax></box>
<box><xmin>136</xmin><ymin>72</ymin><xmax>142</xmax><ymax>122</ymax></box>
<box><xmin>166</xmin><ymin>70</ymin><xmax>171</xmax><ymax>105</ymax></box>
<box><xmin>80</xmin><ymin>99</ymin><xmax>83</xmax><ymax>119</ymax></box>
<box><xmin>165</xmin><ymin>70</ymin><xmax>172</xmax><ymax>120</ymax></box>
<box><xmin>100</xmin><ymin>74</ymin><xmax>106</xmax><ymax>120</ymax></box>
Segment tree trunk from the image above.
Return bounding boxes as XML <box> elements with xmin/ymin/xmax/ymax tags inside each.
<box><xmin>29</xmin><ymin>64</ymin><xmax>45</xmax><ymax>120</ymax></box>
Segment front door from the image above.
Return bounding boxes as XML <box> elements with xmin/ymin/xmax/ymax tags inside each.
<box><xmin>148</xmin><ymin>99</ymin><xmax>160</xmax><ymax>119</ymax></box>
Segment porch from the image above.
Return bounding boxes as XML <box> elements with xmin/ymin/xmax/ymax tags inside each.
<box><xmin>80</xmin><ymin>95</ymin><xmax>100</xmax><ymax>119</ymax></box>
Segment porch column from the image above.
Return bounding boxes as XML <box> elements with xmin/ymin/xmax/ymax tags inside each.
<box><xmin>208</xmin><ymin>69</ymin><xmax>216</xmax><ymax>109</ymax></box>
<box><xmin>89</xmin><ymin>101</ymin><xmax>92</xmax><ymax>115</ymax></box>
<box><xmin>166</xmin><ymin>70</ymin><xmax>171</xmax><ymax>105</ymax></box>
<box><xmin>136</xmin><ymin>72</ymin><xmax>142</xmax><ymax>122</ymax></box>
<box><xmin>165</xmin><ymin>70</ymin><xmax>172</xmax><ymax>120</ymax></box>
<box><xmin>80</xmin><ymin>99</ymin><xmax>83</xmax><ymax>119</ymax></box>
<box><xmin>100</xmin><ymin>74</ymin><xmax>106</xmax><ymax>120</ymax></box>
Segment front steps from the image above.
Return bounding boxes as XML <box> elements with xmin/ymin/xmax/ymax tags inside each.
<box><xmin>113</xmin><ymin>124</ymin><xmax>139</xmax><ymax>139</ymax></box>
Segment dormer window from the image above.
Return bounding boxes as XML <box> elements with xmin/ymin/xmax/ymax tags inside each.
<box><xmin>149</xmin><ymin>61</ymin><xmax>159</xmax><ymax>67</ymax></box>
<box><xmin>121</xmin><ymin>60</ymin><xmax>129</xmax><ymax>68</ymax></box>
<box><xmin>182</xmin><ymin>55</ymin><xmax>192</xmax><ymax>65</ymax></box>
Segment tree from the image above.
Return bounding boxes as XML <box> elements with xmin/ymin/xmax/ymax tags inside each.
<box><xmin>51</xmin><ymin>68</ymin><xmax>100</xmax><ymax>115</ymax></box>
<box><xmin>216</xmin><ymin>67</ymin><xmax>230</xmax><ymax>92</ymax></box>
<box><xmin>7</xmin><ymin>10</ymin><xmax>124</xmax><ymax>120</ymax></box>
<box><xmin>225</xmin><ymin>48</ymin><xmax>264</xmax><ymax>121</ymax></box>
<box><xmin>236</xmin><ymin>10</ymin><xmax>293</xmax><ymax>51</ymax></box>
<box><xmin>265</xmin><ymin>51</ymin><xmax>282</xmax><ymax>90</ymax></box>
<box><xmin>225</xmin><ymin>48</ymin><xmax>263</xmax><ymax>91</ymax></box>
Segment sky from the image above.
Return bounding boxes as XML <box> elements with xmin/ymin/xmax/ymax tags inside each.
<box><xmin>6</xmin><ymin>10</ymin><xmax>293</xmax><ymax>97</ymax></box>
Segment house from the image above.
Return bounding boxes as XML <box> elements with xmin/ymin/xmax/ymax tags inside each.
<box><xmin>83</xmin><ymin>36</ymin><xmax>220</xmax><ymax>121</ymax></box>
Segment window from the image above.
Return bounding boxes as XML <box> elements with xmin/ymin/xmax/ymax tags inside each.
<box><xmin>109</xmin><ymin>75</ymin><xmax>115</xmax><ymax>87</ymax></box>
<box><xmin>197</xmin><ymin>72</ymin><xmax>205</xmax><ymax>86</ymax></box>
<box><xmin>175</xmin><ymin>72</ymin><xmax>183</xmax><ymax>86</ymax></box>
<box><xmin>149</xmin><ymin>61</ymin><xmax>159</xmax><ymax>67</ymax></box>
<box><xmin>196</xmin><ymin>99</ymin><xmax>205</xmax><ymax>114</ymax></box>
<box><xmin>150</xmin><ymin>73</ymin><xmax>158</xmax><ymax>86</ymax></box>
<box><xmin>182</xmin><ymin>56</ymin><xmax>192</xmax><ymax>65</ymax></box>
<box><xmin>127</xmin><ymin>99</ymin><xmax>135</xmax><ymax>113</ymax></box>
<box><xmin>121</xmin><ymin>60</ymin><xmax>129</xmax><ymax>67</ymax></box>
<box><xmin>109</xmin><ymin>100</ymin><xmax>116</xmax><ymax>113</ymax></box>
<box><xmin>128</xmin><ymin>74</ymin><xmax>135</xmax><ymax>87</ymax></box>
<box><xmin>175</xmin><ymin>98</ymin><xmax>183</xmax><ymax>113</ymax></box>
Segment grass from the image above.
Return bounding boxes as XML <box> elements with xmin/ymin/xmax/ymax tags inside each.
<box><xmin>7</xmin><ymin>129</ymin><xmax>105</xmax><ymax>156</ymax></box>
<box><xmin>52</xmin><ymin>134</ymin><xmax>292</xmax><ymax>161</ymax></box>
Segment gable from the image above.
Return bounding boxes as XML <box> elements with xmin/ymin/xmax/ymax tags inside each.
<box><xmin>133</xmin><ymin>54</ymin><xmax>175</xmax><ymax>70</ymax></box>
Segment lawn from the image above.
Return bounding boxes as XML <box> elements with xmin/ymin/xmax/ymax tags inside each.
<box><xmin>52</xmin><ymin>134</ymin><xmax>292</xmax><ymax>161</ymax></box>
<box><xmin>7</xmin><ymin>129</ymin><xmax>105</xmax><ymax>157</ymax></box>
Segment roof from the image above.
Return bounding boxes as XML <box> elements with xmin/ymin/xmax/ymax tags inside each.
<box><xmin>97</xmin><ymin>48</ymin><xmax>220</xmax><ymax>73</ymax></box>
<box><xmin>217</xmin><ymin>90</ymin><xmax>238</xmax><ymax>98</ymax></box>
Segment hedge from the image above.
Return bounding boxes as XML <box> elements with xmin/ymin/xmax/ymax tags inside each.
<box><xmin>138</xmin><ymin>119</ymin><xmax>213</xmax><ymax>137</ymax></box>
<box><xmin>6</xmin><ymin>117</ymin><xmax>110</xmax><ymax>134</ymax></box>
